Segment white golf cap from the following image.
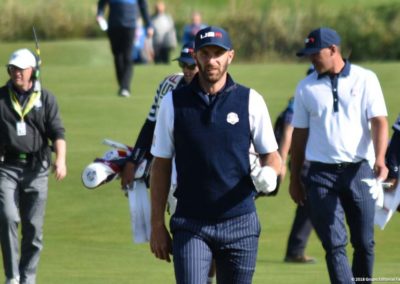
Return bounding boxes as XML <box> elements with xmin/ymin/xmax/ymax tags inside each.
<box><xmin>8</xmin><ymin>48</ymin><xmax>36</xmax><ymax>69</ymax></box>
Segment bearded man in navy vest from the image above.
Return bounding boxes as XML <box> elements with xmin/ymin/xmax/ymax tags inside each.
<box><xmin>149</xmin><ymin>26</ymin><xmax>282</xmax><ymax>284</ymax></box>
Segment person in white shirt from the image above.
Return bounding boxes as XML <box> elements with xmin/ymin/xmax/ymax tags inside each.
<box><xmin>290</xmin><ymin>27</ymin><xmax>388</xmax><ymax>284</ymax></box>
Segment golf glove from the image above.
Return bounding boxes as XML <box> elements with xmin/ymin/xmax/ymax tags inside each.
<box><xmin>361</xmin><ymin>178</ymin><xmax>384</xmax><ymax>208</ymax></box>
<box><xmin>251</xmin><ymin>165</ymin><xmax>278</xmax><ymax>194</ymax></box>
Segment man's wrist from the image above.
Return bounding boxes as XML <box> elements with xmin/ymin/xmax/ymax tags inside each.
<box><xmin>125</xmin><ymin>160</ymin><xmax>136</xmax><ymax>166</ymax></box>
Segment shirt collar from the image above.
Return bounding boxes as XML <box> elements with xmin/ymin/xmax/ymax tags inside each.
<box><xmin>317</xmin><ymin>60</ymin><xmax>351</xmax><ymax>80</ymax></box>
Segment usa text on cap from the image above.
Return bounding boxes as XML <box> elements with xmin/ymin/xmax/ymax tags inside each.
<box><xmin>296</xmin><ymin>27</ymin><xmax>341</xmax><ymax>57</ymax></box>
<box><xmin>195</xmin><ymin>26</ymin><xmax>232</xmax><ymax>51</ymax></box>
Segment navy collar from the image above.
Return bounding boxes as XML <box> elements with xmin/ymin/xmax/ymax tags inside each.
<box><xmin>317</xmin><ymin>60</ymin><xmax>351</xmax><ymax>80</ymax></box>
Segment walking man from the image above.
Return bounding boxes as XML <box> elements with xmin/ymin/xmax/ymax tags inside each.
<box><xmin>0</xmin><ymin>49</ymin><xmax>67</xmax><ymax>284</ymax></box>
<box><xmin>150</xmin><ymin>26</ymin><xmax>281</xmax><ymax>283</ymax></box>
<box><xmin>290</xmin><ymin>27</ymin><xmax>388</xmax><ymax>283</ymax></box>
<box><xmin>97</xmin><ymin>0</ymin><xmax>153</xmax><ymax>97</ymax></box>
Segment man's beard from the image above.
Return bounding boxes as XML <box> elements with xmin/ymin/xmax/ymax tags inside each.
<box><xmin>198</xmin><ymin>62</ymin><xmax>228</xmax><ymax>84</ymax></box>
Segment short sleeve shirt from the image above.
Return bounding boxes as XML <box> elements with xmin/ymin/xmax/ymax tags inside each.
<box><xmin>292</xmin><ymin>63</ymin><xmax>387</xmax><ymax>163</ymax></box>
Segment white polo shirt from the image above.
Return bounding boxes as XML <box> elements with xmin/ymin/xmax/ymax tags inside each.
<box><xmin>292</xmin><ymin>63</ymin><xmax>387</xmax><ymax>164</ymax></box>
<box><xmin>151</xmin><ymin>88</ymin><xmax>278</xmax><ymax>159</ymax></box>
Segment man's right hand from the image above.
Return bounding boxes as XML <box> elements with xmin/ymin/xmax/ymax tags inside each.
<box><xmin>150</xmin><ymin>224</ymin><xmax>172</xmax><ymax>262</ymax></box>
<box><xmin>289</xmin><ymin>177</ymin><xmax>306</xmax><ymax>206</ymax></box>
<box><xmin>121</xmin><ymin>161</ymin><xmax>136</xmax><ymax>189</ymax></box>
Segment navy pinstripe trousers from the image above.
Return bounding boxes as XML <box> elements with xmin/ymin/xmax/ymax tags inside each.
<box><xmin>303</xmin><ymin>160</ymin><xmax>375</xmax><ymax>284</ymax></box>
<box><xmin>170</xmin><ymin>211</ymin><xmax>260</xmax><ymax>284</ymax></box>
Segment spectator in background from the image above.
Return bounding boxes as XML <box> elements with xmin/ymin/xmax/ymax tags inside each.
<box><xmin>132</xmin><ymin>18</ymin><xmax>154</xmax><ymax>64</ymax></box>
<box><xmin>182</xmin><ymin>11</ymin><xmax>207</xmax><ymax>45</ymax></box>
<box><xmin>97</xmin><ymin>0</ymin><xmax>154</xmax><ymax>98</ymax></box>
<box><xmin>151</xmin><ymin>1</ymin><xmax>177</xmax><ymax>64</ymax></box>
<box><xmin>278</xmin><ymin>98</ymin><xmax>315</xmax><ymax>264</ymax></box>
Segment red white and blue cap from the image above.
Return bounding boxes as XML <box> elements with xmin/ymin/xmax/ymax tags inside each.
<box><xmin>296</xmin><ymin>27</ymin><xmax>341</xmax><ymax>57</ymax></box>
<box><xmin>173</xmin><ymin>42</ymin><xmax>195</xmax><ymax>65</ymax></box>
<box><xmin>194</xmin><ymin>26</ymin><xmax>232</xmax><ymax>51</ymax></box>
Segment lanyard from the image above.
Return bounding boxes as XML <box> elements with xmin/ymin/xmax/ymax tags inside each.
<box><xmin>8</xmin><ymin>87</ymin><xmax>41</xmax><ymax>121</ymax></box>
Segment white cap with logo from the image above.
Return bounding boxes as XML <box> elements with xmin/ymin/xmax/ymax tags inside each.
<box><xmin>8</xmin><ymin>48</ymin><xmax>36</xmax><ymax>69</ymax></box>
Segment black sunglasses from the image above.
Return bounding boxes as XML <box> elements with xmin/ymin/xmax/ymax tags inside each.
<box><xmin>179</xmin><ymin>62</ymin><xmax>196</xmax><ymax>70</ymax></box>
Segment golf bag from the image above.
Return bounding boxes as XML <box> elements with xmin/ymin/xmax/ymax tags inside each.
<box><xmin>81</xmin><ymin>139</ymin><xmax>152</xmax><ymax>243</ymax></box>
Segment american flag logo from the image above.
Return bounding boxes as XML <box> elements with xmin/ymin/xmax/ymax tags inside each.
<box><xmin>182</xmin><ymin>48</ymin><xmax>194</xmax><ymax>54</ymax></box>
<box><xmin>305</xmin><ymin>37</ymin><xmax>315</xmax><ymax>44</ymax></box>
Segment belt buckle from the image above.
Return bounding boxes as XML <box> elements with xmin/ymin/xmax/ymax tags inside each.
<box><xmin>337</xmin><ymin>162</ymin><xmax>351</xmax><ymax>169</ymax></box>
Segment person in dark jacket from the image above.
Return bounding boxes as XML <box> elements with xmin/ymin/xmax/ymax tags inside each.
<box><xmin>97</xmin><ymin>0</ymin><xmax>153</xmax><ymax>97</ymax></box>
<box><xmin>281</xmin><ymin>66</ymin><xmax>317</xmax><ymax>264</ymax></box>
<box><xmin>278</xmin><ymin>97</ymin><xmax>315</xmax><ymax>264</ymax></box>
<box><xmin>0</xmin><ymin>48</ymin><xmax>67</xmax><ymax>284</ymax></box>
<box><xmin>385</xmin><ymin>115</ymin><xmax>400</xmax><ymax>192</ymax></box>
<box><xmin>121</xmin><ymin>42</ymin><xmax>198</xmax><ymax>189</ymax></box>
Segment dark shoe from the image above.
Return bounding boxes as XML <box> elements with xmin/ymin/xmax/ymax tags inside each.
<box><xmin>284</xmin><ymin>255</ymin><xmax>316</xmax><ymax>264</ymax></box>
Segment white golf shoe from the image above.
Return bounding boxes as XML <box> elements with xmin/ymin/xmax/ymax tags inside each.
<box><xmin>5</xmin><ymin>278</ymin><xmax>19</xmax><ymax>284</ymax></box>
<box><xmin>119</xmin><ymin>89</ymin><xmax>131</xmax><ymax>98</ymax></box>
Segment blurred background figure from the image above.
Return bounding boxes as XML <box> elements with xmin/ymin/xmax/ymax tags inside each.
<box><xmin>132</xmin><ymin>18</ymin><xmax>154</xmax><ymax>64</ymax></box>
<box><xmin>151</xmin><ymin>1</ymin><xmax>177</xmax><ymax>64</ymax></box>
<box><xmin>181</xmin><ymin>11</ymin><xmax>207</xmax><ymax>45</ymax></box>
<box><xmin>97</xmin><ymin>0</ymin><xmax>153</xmax><ymax>98</ymax></box>
<box><xmin>281</xmin><ymin>66</ymin><xmax>316</xmax><ymax>264</ymax></box>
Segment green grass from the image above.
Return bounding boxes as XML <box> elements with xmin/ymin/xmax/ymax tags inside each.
<box><xmin>0</xmin><ymin>39</ymin><xmax>400</xmax><ymax>283</ymax></box>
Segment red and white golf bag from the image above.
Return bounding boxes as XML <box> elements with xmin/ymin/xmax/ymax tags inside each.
<box><xmin>81</xmin><ymin>139</ymin><xmax>151</xmax><ymax>243</ymax></box>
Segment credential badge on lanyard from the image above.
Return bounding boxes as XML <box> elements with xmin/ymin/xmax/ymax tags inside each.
<box><xmin>9</xmin><ymin>88</ymin><xmax>41</xmax><ymax>137</ymax></box>
<box><xmin>16</xmin><ymin>121</ymin><xmax>27</xmax><ymax>136</ymax></box>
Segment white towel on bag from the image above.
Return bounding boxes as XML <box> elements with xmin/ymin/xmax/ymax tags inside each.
<box><xmin>128</xmin><ymin>180</ymin><xmax>151</xmax><ymax>243</ymax></box>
